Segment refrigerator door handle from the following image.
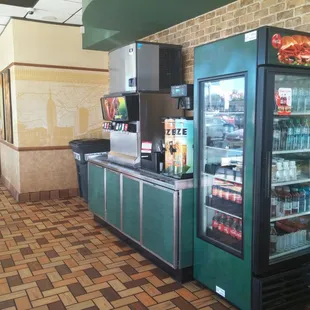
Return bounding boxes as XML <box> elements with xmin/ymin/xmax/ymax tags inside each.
<box><xmin>265</xmin><ymin>151</ymin><xmax>271</xmax><ymax>199</ymax></box>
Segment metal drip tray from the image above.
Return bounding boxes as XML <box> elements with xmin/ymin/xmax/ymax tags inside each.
<box><xmin>107</xmin><ymin>151</ymin><xmax>140</xmax><ymax>168</ymax></box>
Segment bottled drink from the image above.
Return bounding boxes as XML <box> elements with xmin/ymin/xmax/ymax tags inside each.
<box><xmin>289</xmin><ymin>161</ymin><xmax>297</xmax><ymax>181</ymax></box>
<box><xmin>283</xmin><ymin>186</ymin><xmax>293</xmax><ymax>216</ymax></box>
<box><xmin>292</xmin><ymin>85</ymin><xmax>299</xmax><ymax>112</ymax></box>
<box><xmin>282</xmin><ymin>161</ymin><xmax>290</xmax><ymax>182</ymax></box>
<box><xmin>218</xmin><ymin>187</ymin><xmax>223</xmax><ymax>199</ymax></box>
<box><xmin>273</xmin><ymin>120</ymin><xmax>281</xmax><ymax>151</ymax></box>
<box><xmin>298</xmin><ymin>187</ymin><xmax>306</xmax><ymax>213</ymax></box>
<box><xmin>223</xmin><ymin>188</ymin><xmax>230</xmax><ymax>200</ymax></box>
<box><xmin>218</xmin><ymin>214</ymin><xmax>226</xmax><ymax>232</ymax></box>
<box><xmin>280</xmin><ymin>121</ymin><xmax>288</xmax><ymax>150</ymax></box>
<box><xmin>297</xmin><ymin>87</ymin><xmax>305</xmax><ymax>112</ymax></box>
<box><xmin>291</xmin><ymin>187</ymin><xmax>300</xmax><ymax>214</ymax></box>
<box><xmin>270</xmin><ymin>223</ymin><xmax>277</xmax><ymax>255</ymax></box>
<box><xmin>229</xmin><ymin>190</ymin><xmax>236</xmax><ymax>202</ymax></box>
<box><xmin>223</xmin><ymin>216</ymin><xmax>233</xmax><ymax>235</ymax></box>
<box><xmin>212</xmin><ymin>185</ymin><xmax>218</xmax><ymax>197</ymax></box>
<box><xmin>212</xmin><ymin>211</ymin><xmax>220</xmax><ymax>230</ymax></box>
<box><xmin>293</xmin><ymin>119</ymin><xmax>302</xmax><ymax>150</ymax></box>
<box><xmin>301</xmin><ymin>119</ymin><xmax>310</xmax><ymax>149</ymax></box>
<box><xmin>230</xmin><ymin>218</ymin><xmax>238</xmax><ymax>238</ymax></box>
<box><xmin>276</xmin><ymin>162</ymin><xmax>284</xmax><ymax>182</ymax></box>
<box><xmin>275</xmin><ymin>187</ymin><xmax>284</xmax><ymax>217</ymax></box>
<box><xmin>304</xmin><ymin>86</ymin><xmax>310</xmax><ymax>112</ymax></box>
<box><xmin>236</xmin><ymin>220</ymin><xmax>242</xmax><ymax>241</ymax></box>
<box><xmin>286</xmin><ymin>120</ymin><xmax>295</xmax><ymax>150</ymax></box>
<box><xmin>304</xmin><ymin>186</ymin><xmax>310</xmax><ymax>211</ymax></box>
<box><xmin>235</xmin><ymin>186</ymin><xmax>242</xmax><ymax>205</ymax></box>
<box><xmin>271</xmin><ymin>187</ymin><xmax>277</xmax><ymax>218</ymax></box>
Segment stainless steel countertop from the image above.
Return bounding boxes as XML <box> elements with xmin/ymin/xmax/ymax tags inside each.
<box><xmin>88</xmin><ymin>156</ymin><xmax>194</xmax><ymax>190</ymax></box>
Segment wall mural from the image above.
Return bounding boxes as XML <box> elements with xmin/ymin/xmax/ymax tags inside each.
<box><xmin>13</xmin><ymin>66</ymin><xmax>109</xmax><ymax>147</ymax></box>
<box><xmin>2</xmin><ymin>69</ymin><xmax>13</xmax><ymax>144</ymax></box>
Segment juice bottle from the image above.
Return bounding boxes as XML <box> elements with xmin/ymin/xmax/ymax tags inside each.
<box><xmin>223</xmin><ymin>216</ymin><xmax>233</xmax><ymax>235</ymax></box>
<box><xmin>291</xmin><ymin>187</ymin><xmax>300</xmax><ymax>214</ymax></box>
<box><xmin>230</xmin><ymin>218</ymin><xmax>238</xmax><ymax>238</ymax></box>
<box><xmin>283</xmin><ymin>186</ymin><xmax>292</xmax><ymax>216</ymax></box>
<box><xmin>270</xmin><ymin>187</ymin><xmax>277</xmax><ymax>218</ymax></box>
<box><xmin>298</xmin><ymin>186</ymin><xmax>306</xmax><ymax>213</ymax></box>
<box><xmin>236</xmin><ymin>220</ymin><xmax>242</xmax><ymax>241</ymax></box>
<box><xmin>212</xmin><ymin>211</ymin><xmax>220</xmax><ymax>230</ymax></box>
<box><xmin>218</xmin><ymin>214</ymin><xmax>226</xmax><ymax>232</ymax></box>
<box><xmin>275</xmin><ymin>187</ymin><xmax>284</xmax><ymax>217</ymax></box>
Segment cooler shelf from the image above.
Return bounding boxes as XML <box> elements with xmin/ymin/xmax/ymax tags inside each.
<box><xmin>274</xmin><ymin>112</ymin><xmax>310</xmax><ymax>116</ymax></box>
<box><xmin>273</xmin><ymin>149</ymin><xmax>310</xmax><ymax>154</ymax></box>
<box><xmin>272</xmin><ymin>178</ymin><xmax>310</xmax><ymax>187</ymax></box>
<box><xmin>270</xmin><ymin>210</ymin><xmax>310</xmax><ymax>222</ymax></box>
<box><xmin>203</xmin><ymin>172</ymin><xmax>243</xmax><ymax>185</ymax></box>
<box><xmin>270</xmin><ymin>243</ymin><xmax>310</xmax><ymax>260</ymax></box>
<box><xmin>206</xmin><ymin>205</ymin><xmax>242</xmax><ymax>220</ymax></box>
<box><xmin>205</xmin><ymin>196</ymin><xmax>243</xmax><ymax>218</ymax></box>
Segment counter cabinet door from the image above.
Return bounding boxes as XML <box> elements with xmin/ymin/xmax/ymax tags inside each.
<box><xmin>142</xmin><ymin>182</ymin><xmax>177</xmax><ymax>267</ymax></box>
<box><xmin>106</xmin><ymin>169</ymin><xmax>121</xmax><ymax>229</ymax></box>
<box><xmin>88</xmin><ymin>164</ymin><xmax>105</xmax><ymax>219</ymax></box>
<box><xmin>122</xmin><ymin>175</ymin><xmax>140</xmax><ymax>242</ymax></box>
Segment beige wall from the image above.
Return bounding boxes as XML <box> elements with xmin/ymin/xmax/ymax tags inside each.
<box><xmin>11</xmin><ymin>19</ymin><xmax>108</xmax><ymax>69</ymax></box>
<box><xmin>0</xmin><ymin>19</ymin><xmax>109</xmax><ymax>198</ymax></box>
<box><xmin>19</xmin><ymin>149</ymin><xmax>77</xmax><ymax>193</ymax></box>
<box><xmin>0</xmin><ymin>144</ymin><xmax>20</xmax><ymax>192</ymax></box>
<box><xmin>143</xmin><ymin>0</ymin><xmax>310</xmax><ymax>83</ymax></box>
<box><xmin>0</xmin><ymin>22</ymin><xmax>14</xmax><ymax>71</ymax></box>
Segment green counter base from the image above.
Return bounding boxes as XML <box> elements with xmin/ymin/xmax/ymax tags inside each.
<box><xmin>94</xmin><ymin>215</ymin><xmax>193</xmax><ymax>283</ymax></box>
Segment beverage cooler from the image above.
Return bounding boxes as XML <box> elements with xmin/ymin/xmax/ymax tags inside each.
<box><xmin>194</xmin><ymin>26</ymin><xmax>310</xmax><ymax>310</ymax></box>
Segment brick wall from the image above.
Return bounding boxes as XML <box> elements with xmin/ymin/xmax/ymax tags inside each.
<box><xmin>143</xmin><ymin>0</ymin><xmax>310</xmax><ymax>83</ymax></box>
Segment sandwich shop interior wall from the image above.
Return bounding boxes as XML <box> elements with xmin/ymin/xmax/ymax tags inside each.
<box><xmin>143</xmin><ymin>0</ymin><xmax>310</xmax><ymax>85</ymax></box>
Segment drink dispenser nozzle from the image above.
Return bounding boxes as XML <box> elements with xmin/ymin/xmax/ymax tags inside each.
<box><xmin>169</xmin><ymin>141</ymin><xmax>176</xmax><ymax>155</ymax></box>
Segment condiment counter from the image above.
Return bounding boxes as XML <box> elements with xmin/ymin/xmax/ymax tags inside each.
<box><xmin>88</xmin><ymin>156</ymin><xmax>194</xmax><ymax>281</ymax></box>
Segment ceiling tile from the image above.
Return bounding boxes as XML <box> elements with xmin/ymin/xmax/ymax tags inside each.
<box><xmin>35</xmin><ymin>0</ymin><xmax>81</xmax><ymax>14</ymax></box>
<box><xmin>65</xmin><ymin>14</ymin><xmax>82</xmax><ymax>25</ymax></box>
<box><xmin>0</xmin><ymin>16</ymin><xmax>10</xmax><ymax>25</ymax></box>
<box><xmin>0</xmin><ymin>4</ymin><xmax>28</xmax><ymax>17</ymax></box>
<box><xmin>26</xmin><ymin>9</ymin><xmax>71</xmax><ymax>23</ymax></box>
<box><xmin>0</xmin><ymin>25</ymin><xmax>5</xmax><ymax>34</ymax></box>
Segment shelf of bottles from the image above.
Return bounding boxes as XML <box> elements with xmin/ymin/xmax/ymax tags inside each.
<box><xmin>269</xmin><ymin>74</ymin><xmax>310</xmax><ymax>262</ymax></box>
<box><xmin>199</xmin><ymin>76</ymin><xmax>245</xmax><ymax>255</ymax></box>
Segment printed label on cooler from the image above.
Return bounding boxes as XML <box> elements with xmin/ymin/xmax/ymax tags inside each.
<box><xmin>141</xmin><ymin>141</ymin><xmax>152</xmax><ymax>154</ymax></box>
<box><xmin>275</xmin><ymin>88</ymin><xmax>292</xmax><ymax>115</ymax></box>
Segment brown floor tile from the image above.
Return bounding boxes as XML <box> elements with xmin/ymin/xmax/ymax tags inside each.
<box><xmin>14</xmin><ymin>235</ymin><xmax>25</xmax><ymax>243</ymax></box>
<box><xmin>120</xmin><ymin>265</ymin><xmax>137</xmax><ymax>276</ymax></box>
<box><xmin>172</xmin><ymin>297</ymin><xmax>197</xmax><ymax>310</ymax></box>
<box><xmin>84</xmin><ymin>268</ymin><xmax>101</xmax><ymax>280</ymax></box>
<box><xmin>100</xmin><ymin>287</ymin><xmax>120</xmax><ymax>302</ymax></box>
<box><xmin>37</xmin><ymin>238</ymin><xmax>49</xmax><ymax>246</ymax></box>
<box><xmin>129</xmin><ymin>302</ymin><xmax>148</xmax><ymax>310</ymax></box>
<box><xmin>78</xmin><ymin>247</ymin><xmax>92</xmax><ymax>257</ymax></box>
<box><xmin>0</xmin><ymin>300</ymin><xmax>15</xmax><ymax>309</ymax></box>
<box><xmin>37</xmin><ymin>278</ymin><xmax>54</xmax><ymax>292</ymax></box>
<box><xmin>1</xmin><ymin>258</ymin><xmax>15</xmax><ymax>269</ymax></box>
<box><xmin>45</xmin><ymin>250</ymin><xmax>59</xmax><ymax>259</ymax></box>
<box><xmin>7</xmin><ymin>274</ymin><xmax>23</xmax><ymax>287</ymax></box>
<box><xmin>68</xmin><ymin>282</ymin><xmax>87</xmax><ymax>297</ymax></box>
<box><xmin>55</xmin><ymin>264</ymin><xmax>71</xmax><ymax>276</ymax></box>
<box><xmin>158</xmin><ymin>283</ymin><xmax>183</xmax><ymax>294</ymax></box>
<box><xmin>47</xmin><ymin>300</ymin><xmax>66</xmax><ymax>310</ymax></box>
<box><xmin>210</xmin><ymin>302</ymin><xmax>230</xmax><ymax>310</ymax></box>
<box><xmin>124</xmin><ymin>278</ymin><xmax>149</xmax><ymax>289</ymax></box>
<box><xmin>151</xmin><ymin>268</ymin><xmax>170</xmax><ymax>280</ymax></box>
<box><xmin>20</xmin><ymin>247</ymin><xmax>33</xmax><ymax>256</ymax></box>
<box><xmin>28</xmin><ymin>262</ymin><xmax>42</xmax><ymax>272</ymax></box>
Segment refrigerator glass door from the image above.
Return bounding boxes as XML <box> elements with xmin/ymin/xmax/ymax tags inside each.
<box><xmin>270</xmin><ymin>73</ymin><xmax>310</xmax><ymax>264</ymax></box>
<box><xmin>198</xmin><ymin>75</ymin><xmax>245</xmax><ymax>257</ymax></box>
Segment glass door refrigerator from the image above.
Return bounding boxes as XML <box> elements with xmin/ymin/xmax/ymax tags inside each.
<box><xmin>194</xmin><ymin>27</ymin><xmax>310</xmax><ymax>310</ymax></box>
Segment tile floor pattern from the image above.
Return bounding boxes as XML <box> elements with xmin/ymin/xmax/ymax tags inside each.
<box><xmin>0</xmin><ymin>184</ymin><xmax>237</xmax><ymax>310</ymax></box>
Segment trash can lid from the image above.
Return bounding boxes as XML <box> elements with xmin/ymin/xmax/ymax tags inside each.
<box><xmin>69</xmin><ymin>139</ymin><xmax>109</xmax><ymax>146</ymax></box>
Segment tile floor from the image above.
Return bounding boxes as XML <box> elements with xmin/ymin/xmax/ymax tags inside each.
<box><xmin>0</xmin><ymin>184</ymin><xmax>237</xmax><ymax>310</ymax></box>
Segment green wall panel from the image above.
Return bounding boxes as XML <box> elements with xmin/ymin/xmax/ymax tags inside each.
<box><xmin>106</xmin><ymin>170</ymin><xmax>121</xmax><ymax>229</ymax></box>
<box><xmin>142</xmin><ymin>183</ymin><xmax>175</xmax><ymax>265</ymax></box>
<box><xmin>88</xmin><ymin>164</ymin><xmax>105</xmax><ymax>219</ymax></box>
<box><xmin>179</xmin><ymin>189</ymin><xmax>194</xmax><ymax>268</ymax></box>
<box><xmin>123</xmin><ymin>176</ymin><xmax>140</xmax><ymax>242</ymax></box>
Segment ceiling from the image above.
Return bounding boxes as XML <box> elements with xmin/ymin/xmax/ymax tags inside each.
<box><xmin>0</xmin><ymin>0</ymin><xmax>82</xmax><ymax>35</ymax></box>
<box><xmin>82</xmin><ymin>0</ymin><xmax>235</xmax><ymax>51</ymax></box>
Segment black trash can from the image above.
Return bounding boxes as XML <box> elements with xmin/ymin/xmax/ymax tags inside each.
<box><xmin>69</xmin><ymin>139</ymin><xmax>110</xmax><ymax>202</ymax></box>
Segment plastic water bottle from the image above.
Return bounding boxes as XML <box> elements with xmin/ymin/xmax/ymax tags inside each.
<box><xmin>286</xmin><ymin>120</ymin><xmax>295</xmax><ymax>150</ymax></box>
<box><xmin>293</xmin><ymin>119</ymin><xmax>302</xmax><ymax>150</ymax></box>
<box><xmin>301</xmin><ymin>119</ymin><xmax>309</xmax><ymax>150</ymax></box>
<box><xmin>280</xmin><ymin>121</ymin><xmax>288</xmax><ymax>151</ymax></box>
<box><xmin>305</xmin><ymin>87</ymin><xmax>310</xmax><ymax>112</ymax></box>
<box><xmin>304</xmin><ymin>186</ymin><xmax>310</xmax><ymax>211</ymax></box>
<box><xmin>273</xmin><ymin>120</ymin><xmax>281</xmax><ymax>151</ymax></box>
<box><xmin>297</xmin><ymin>88</ymin><xmax>305</xmax><ymax>112</ymax></box>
